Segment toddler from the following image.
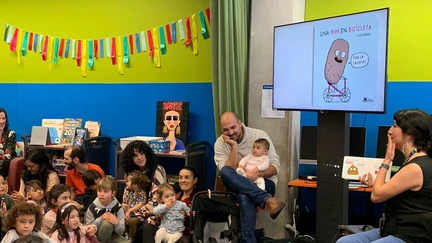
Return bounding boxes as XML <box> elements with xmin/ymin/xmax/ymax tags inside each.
<box><xmin>25</xmin><ymin>180</ymin><xmax>47</xmax><ymax>214</ymax></box>
<box><xmin>50</xmin><ymin>202</ymin><xmax>98</xmax><ymax>243</ymax></box>
<box><xmin>236</xmin><ymin>138</ymin><xmax>270</xmax><ymax>190</ymax></box>
<box><xmin>85</xmin><ymin>176</ymin><xmax>128</xmax><ymax>243</ymax></box>
<box><xmin>0</xmin><ymin>175</ymin><xmax>14</xmax><ymax>212</ymax></box>
<box><xmin>82</xmin><ymin>170</ymin><xmax>102</xmax><ymax>210</ymax></box>
<box><xmin>153</xmin><ymin>183</ymin><xmax>190</xmax><ymax>243</ymax></box>
<box><xmin>122</xmin><ymin>170</ymin><xmax>150</xmax><ymax>240</ymax></box>
<box><xmin>42</xmin><ymin>184</ymin><xmax>72</xmax><ymax>235</ymax></box>
<box><xmin>1</xmin><ymin>202</ymin><xmax>52</xmax><ymax>242</ymax></box>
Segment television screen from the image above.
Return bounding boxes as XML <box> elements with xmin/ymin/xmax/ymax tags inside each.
<box><xmin>273</xmin><ymin>8</ymin><xmax>389</xmax><ymax>113</ymax></box>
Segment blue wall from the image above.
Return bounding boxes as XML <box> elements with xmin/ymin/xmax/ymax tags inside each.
<box><xmin>1</xmin><ymin>83</ymin><xmax>216</xmax><ymax>187</ymax></box>
<box><xmin>300</xmin><ymin>82</ymin><xmax>432</xmax><ymax>157</ymax></box>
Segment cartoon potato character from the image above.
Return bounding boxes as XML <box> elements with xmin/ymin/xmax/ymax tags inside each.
<box><xmin>324</xmin><ymin>38</ymin><xmax>349</xmax><ymax>84</ymax></box>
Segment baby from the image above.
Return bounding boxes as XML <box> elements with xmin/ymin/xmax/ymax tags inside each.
<box><xmin>236</xmin><ymin>138</ymin><xmax>270</xmax><ymax>190</ymax></box>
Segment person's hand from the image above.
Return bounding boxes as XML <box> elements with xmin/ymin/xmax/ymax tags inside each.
<box><xmin>384</xmin><ymin>134</ymin><xmax>395</xmax><ymax>163</ymax></box>
<box><xmin>124</xmin><ymin>211</ymin><xmax>130</xmax><ymax>222</ymax></box>
<box><xmin>104</xmin><ymin>212</ymin><xmax>119</xmax><ymax>225</ymax></box>
<box><xmin>252</xmin><ymin>167</ymin><xmax>259</xmax><ymax>174</ymax></box>
<box><xmin>238</xmin><ymin>165</ymin><xmax>245</xmax><ymax>170</ymax></box>
<box><xmin>86</xmin><ymin>225</ymin><xmax>97</xmax><ymax>237</ymax></box>
<box><xmin>165</xmin><ymin>200</ymin><xmax>175</xmax><ymax>209</ymax></box>
<box><xmin>245</xmin><ymin>169</ymin><xmax>259</xmax><ymax>182</ymax></box>
<box><xmin>11</xmin><ymin>191</ymin><xmax>25</xmax><ymax>202</ymax></box>
<box><xmin>179</xmin><ymin>210</ymin><xmax>186</xmax><ymax>218</ymax></box>
<box><xmin>359</xmin><ymin>172</ymin><xmax>374</xmax><ymax>187</ymax></box>
<box><xmin>0</xmin><ymin>200</ymin><xmax>7</xmax><ymax>216</ymax></box>
<box><xmin>122</xmin><ymin>204</ymin><xmax>129</xmax><ymax>212</ymax></box>
<box><xmin>222</xmin><ymin>135</ymin><xmax>237</xmax><ymax>147</ymax></box>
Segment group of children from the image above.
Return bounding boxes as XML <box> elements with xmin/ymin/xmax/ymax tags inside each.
<box><xmin>0</xmin><ymin>168</ymin><xmax>191</xmax><ymax>243</ymax></box>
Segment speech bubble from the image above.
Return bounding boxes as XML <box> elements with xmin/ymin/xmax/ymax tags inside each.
<box><xmin>350</xmin><ymin>52</ymin><xmax>369</xmax><ymax>68</ymax></box>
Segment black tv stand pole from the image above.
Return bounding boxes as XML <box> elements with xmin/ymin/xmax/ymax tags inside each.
<box><xmin>315</xmin><ymin>112</ymin><xmax>350</xmax><ymax>243</ymax></box>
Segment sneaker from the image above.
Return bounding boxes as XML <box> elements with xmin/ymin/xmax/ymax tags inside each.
<box><xmin>265</xmin><ymin>198</ymin><xmax>286</xmax><ymax>220</ymax></box>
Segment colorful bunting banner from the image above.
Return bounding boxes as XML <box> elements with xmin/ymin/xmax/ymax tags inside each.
<box><xmin>1</xmin><ymin>8</ymin><xmax>210</xmax><ymax>77</ymax></box>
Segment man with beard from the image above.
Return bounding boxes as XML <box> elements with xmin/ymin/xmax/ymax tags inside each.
<box><xmin>64</xmin><ymin>145</ymin><xmax>105</xmax><ymax>205</ymax></box>
<box><xmin>214</xmin><ymin>112</ymin><xmax>285</xmax><ymax>243</ymax></box>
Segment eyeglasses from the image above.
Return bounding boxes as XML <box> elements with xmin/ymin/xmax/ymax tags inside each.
<box><xmin>165</xmin><ymin>116</ymin><xmax>179</xmax><ymax>121</ymax></box>
<box><xmin>25</xmin><ymin>163</ymin><xmax>36</xmax><ymax>169</ymax></box>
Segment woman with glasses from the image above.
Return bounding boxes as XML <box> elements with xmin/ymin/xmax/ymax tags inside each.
<box><xmin>11</xmin><ymin>149</ymin><xmax>59</xmax><ymax>202</ymax></box>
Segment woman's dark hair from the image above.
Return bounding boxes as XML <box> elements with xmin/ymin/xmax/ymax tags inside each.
<box><xmin>181</xmin><ymin>166</ymin><xmax>198</xmax><ymax>180</ymax></box>
<box><xmin>122</xmin><ymin>140</ymin><xmax>157</xmax><ymax>178</ymax></box>
<box><xmin>22</xmin><ymin>149</ymin><xmax>57</xmax><ymax>188</ymax></box>
<box><xmin>0</xmin><ymin>108</ymin><xmax>9</xmax><ymax>131</ymax></box>
<box><xmin>52</xmin><ymin>202</ymin><xmax>81</xmax><ymax>242</ymax></box>
<box><xmin>394</xmin><ymin>109</ymin><xmax>432</xmax><ymax>157</ymax></box>
<box><xmin>47</xmin><ymin>184</ymin><xmax>70</xmax><ymax>209</ymax></box>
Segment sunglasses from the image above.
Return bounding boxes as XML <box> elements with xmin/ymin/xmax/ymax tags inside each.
<box><xmin>165</xmin><ymin>116</ymin><xmax>179</xmax><ymax>121</ymax></box>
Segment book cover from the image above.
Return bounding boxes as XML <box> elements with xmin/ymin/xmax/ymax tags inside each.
<box><xmin>61</xmin><ymin>118</ymin><xmax>82</xmax><ymax>145</ymax></box>
<box><xmin>41</xmin><ymin>119</ymin><xmax>64</xmax><ymax>144</ymax></box>
<box><xmin>73</xmin><ymin>128</ymin><xmax>88</xmax><ymax>146</ymax></box>
<box><xmin>342</xmin><ymin>156</ymin><xmax>392</xmax><ymax>182</ymax></box>
<box><xmin>84</xmin><ymin>121</ymin><xmax>101</xmax><ymax>138</ymax></box>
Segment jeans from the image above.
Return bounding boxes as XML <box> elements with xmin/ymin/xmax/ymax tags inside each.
<box><xmin>220</xmin><ymin>166</ymin><xmax>275</xmax><ymax>243</ymax></box>
<box><xmin>336</xmin><ymin>229</ymin><xmax>406</xmax><ymax>243</ymax></box>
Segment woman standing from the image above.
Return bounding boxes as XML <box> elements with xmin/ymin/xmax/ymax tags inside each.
<box><xmin>0</xmin><ymin>108</ymin><xmax>16</xmax><ymax>178</ymax></box>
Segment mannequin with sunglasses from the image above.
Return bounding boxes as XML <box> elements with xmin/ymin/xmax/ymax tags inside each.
<box><xmin>11</xmin><ymin>149</ymin><xmax>59</xmax><ymax>202</ymax></box>
<box><xmin>162</xmin><ymin>102</ymin><xmax>185</xmax><ymax>151</ymax></box>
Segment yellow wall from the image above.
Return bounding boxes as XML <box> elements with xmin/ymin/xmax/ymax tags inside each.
<box><xmin>0</xmin><ymin>0</ymin><xmax>211</xmax><ymax>83</ymax></box>
<box><xmin>305</xmin><ymin>0</ymin><xmax>432</xmax><ymax>81</ymax></box>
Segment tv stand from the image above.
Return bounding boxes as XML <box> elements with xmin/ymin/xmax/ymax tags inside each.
<box><xmin>316</xmin><ymin>112</ymin><xmax>350</xmax><ymax>243</ymax></box>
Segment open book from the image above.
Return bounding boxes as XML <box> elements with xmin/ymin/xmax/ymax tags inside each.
<box><xmin>342</xmin><ymin>156</ymin><xmax>392</xmax><ymax>182</ymax></box>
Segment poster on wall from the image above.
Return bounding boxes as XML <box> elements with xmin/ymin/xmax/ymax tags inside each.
<box><xmin>155</xmin><ymin>101</ymin><xmax>189</xmax><ymax>151</ymax></box>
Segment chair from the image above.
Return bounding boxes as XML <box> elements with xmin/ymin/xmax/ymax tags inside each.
<box><xmin>8</xmin><ymin>157</ymin><xmax>25</xmax><ymax>194</ymax></box>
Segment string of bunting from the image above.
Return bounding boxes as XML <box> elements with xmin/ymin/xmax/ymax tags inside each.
<box><xmin>2</xmin><ymin>7</ymin><xmax>210</xmax><ymax>77</ymax></box>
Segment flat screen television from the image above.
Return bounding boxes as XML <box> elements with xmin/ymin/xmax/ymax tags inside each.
<box><xmin>272</xmin><ymin>8</ymin><xmax>389</xmax><ymax>113</ymax></box>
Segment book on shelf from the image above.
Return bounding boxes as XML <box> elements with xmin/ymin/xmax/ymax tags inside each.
<box><xmin>84</xmin><ymin>121</ymin><xmax>101</xmax><ymax>138</ymax></box>
<box><xmin>61</xmin><ymin>118</ymin><xmax>82</xmax><ymax>146</ymax></box>
<box><xmin>73</xmin><ymin>128</ymin><xmax>88</xmax><ymax>146</ymax></box>
<box><xmin>41</xmin><ymin>119</ymin><xmax>64</xmax><ymax>144</ymax></box>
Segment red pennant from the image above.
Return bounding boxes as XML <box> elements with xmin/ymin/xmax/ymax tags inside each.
<box><xmin>165</xmin><ymin>24</ymin><xmax>172</xmax><ymax>44</ymax></box>
<box><xmin>94</xmin><ymin>40</ymin><xmax>98</xmax><ymax>58</ymax></box>
<box><xmin>28</xmin><ymin>33</ymin><xmax>34</xmax><ymax>51</ymax></box>
<box><xmin>76</xmin><ymin>40</ymin><xmax>82</xmax><ymax>67</ymax></box>
<box><xmin>58</xmin><ymin>38</ymin><xmax>65</xmax><ymax>57</ymax></box>
<box><xmin>147</xmin><ymin>30</ymin><xmax>154</xmax><ymax>57</ymax></box>
<box><xmin>41</xmin><ymin>36</ymin><xmax>49</xmax><ymax>61</ymax></box>
<box><xmin>206</xmin><ymin>8</ymin><xmax>210</xmax><ymax>25</ymax></box>
<box><xmin>184</xmin><ymin>17</ymin><xmax>192</xmax><ymax>46</ymax></box>
<box><xmin>9</xmin><ymin>28</ymin><xmax>19</xmax><ymax>52</ymax></box>
<box><xmin>128</xmin><ymin>34</ymin><xmax>134</xmax><ymax>55</ymax></box>
<box><xmin>111</xmin><ymin>37</ymin><xmax>117</xmax><ymax>65</ymax></box>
